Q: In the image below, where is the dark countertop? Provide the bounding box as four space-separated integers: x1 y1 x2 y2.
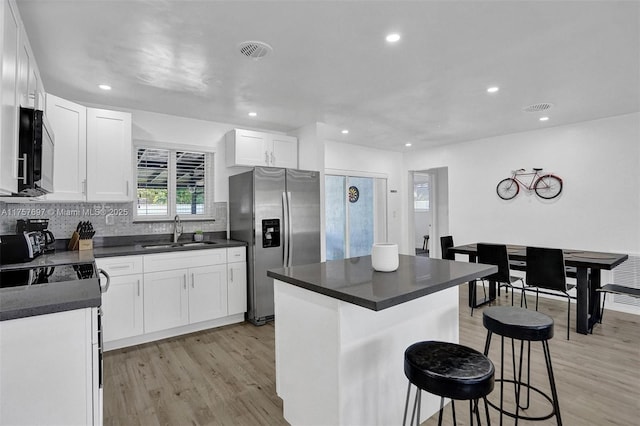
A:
0 238 246 270
267 254 497 311
0 278 101 321
92 238 246 258
0 237 246 321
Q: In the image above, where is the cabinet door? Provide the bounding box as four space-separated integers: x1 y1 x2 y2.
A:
270 134 298 168
86 108 132 201
44 94 87 201
16 34 29 107
227 129 269 167
101 274 144 342
0 0 20 194
0 308 94 425
189 264 228 323
227 261 247 316
144 269 189 333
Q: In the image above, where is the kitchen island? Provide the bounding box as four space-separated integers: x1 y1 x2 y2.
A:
267 254 496 426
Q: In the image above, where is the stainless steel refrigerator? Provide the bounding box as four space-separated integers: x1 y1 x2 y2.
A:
229 167 321 325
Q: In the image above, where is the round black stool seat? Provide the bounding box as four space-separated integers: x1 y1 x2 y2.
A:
404 341 494 401
483 306 554 341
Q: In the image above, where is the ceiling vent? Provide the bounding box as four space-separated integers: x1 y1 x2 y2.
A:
238 41 273 60
523 102 554 113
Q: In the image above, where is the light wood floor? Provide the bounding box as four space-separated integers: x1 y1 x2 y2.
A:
104 289 640 425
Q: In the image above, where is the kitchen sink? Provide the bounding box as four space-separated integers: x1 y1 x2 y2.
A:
180 241 218 247
141 241 218 249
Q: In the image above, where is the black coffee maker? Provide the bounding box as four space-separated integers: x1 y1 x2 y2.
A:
16 219 56 252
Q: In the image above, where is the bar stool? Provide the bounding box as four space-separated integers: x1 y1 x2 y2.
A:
483 306 562 425
403 341 495 426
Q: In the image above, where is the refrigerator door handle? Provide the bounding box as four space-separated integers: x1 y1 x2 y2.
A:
282 191 289 267
286 191 293 267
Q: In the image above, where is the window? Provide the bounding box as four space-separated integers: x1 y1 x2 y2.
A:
135 146 213 220
414 181 430 211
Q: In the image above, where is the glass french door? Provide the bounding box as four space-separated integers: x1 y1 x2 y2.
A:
325 175 387 261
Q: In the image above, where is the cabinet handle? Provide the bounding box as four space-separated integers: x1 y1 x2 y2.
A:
265 151 269 165
191 273 195 288
270 151 275 165
82 179 87 195
183 274 187 290
17 154 28 184
109 265 130 270
137 280 140 296
230 268 234 282
126 180 129 196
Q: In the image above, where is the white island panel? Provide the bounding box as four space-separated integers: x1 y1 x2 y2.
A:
274 279 459 426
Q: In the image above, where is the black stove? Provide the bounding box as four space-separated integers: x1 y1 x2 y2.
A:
0 263 97 288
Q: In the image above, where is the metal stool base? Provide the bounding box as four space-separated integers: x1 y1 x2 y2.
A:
486 379 556 422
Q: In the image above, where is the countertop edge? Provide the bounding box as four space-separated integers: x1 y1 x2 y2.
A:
93 239 247 258
268 260 497 311
0 279 102 322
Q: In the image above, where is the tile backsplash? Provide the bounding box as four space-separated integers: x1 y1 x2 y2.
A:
0 201 227 240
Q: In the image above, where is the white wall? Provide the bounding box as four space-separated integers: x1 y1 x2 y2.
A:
402 113 640 312
325 140 404 251
403 113 640 253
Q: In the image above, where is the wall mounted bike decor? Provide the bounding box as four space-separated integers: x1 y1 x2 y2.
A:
496 168 563 200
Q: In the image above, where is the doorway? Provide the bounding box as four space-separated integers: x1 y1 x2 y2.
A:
409 167 449 258
325 174 388 261
413 172 431 256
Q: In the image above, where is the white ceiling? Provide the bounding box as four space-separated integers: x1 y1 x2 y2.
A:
16 0 640 151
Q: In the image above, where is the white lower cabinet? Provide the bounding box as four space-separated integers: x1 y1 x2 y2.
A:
144 259 229 331
144 269 190 332
102 274 144 341
95 255 144 343
0 308 100 425
227 247 248 316
98 247 247 349
189 264 228 323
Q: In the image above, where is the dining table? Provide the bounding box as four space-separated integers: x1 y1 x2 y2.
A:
449 243 629 335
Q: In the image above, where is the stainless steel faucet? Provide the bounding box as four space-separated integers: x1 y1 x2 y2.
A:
173 215 183 243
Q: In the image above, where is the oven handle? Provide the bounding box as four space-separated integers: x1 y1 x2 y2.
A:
98 268 111 293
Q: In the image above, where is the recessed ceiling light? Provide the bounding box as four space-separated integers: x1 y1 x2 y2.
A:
386 33 401 43
539 116 550 121
98 84 111 91
405 143 412 147
341 129 349 134
487 86 499 93
248 112 257 117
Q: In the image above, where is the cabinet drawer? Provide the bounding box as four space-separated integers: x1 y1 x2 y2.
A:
95 255 143 276
144 248 227 273
227 246 246 263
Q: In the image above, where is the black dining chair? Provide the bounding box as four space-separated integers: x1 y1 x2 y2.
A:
422 235 430 256
524 246 576 339
440 236 454 260
477 243 526 313
597 284 640 323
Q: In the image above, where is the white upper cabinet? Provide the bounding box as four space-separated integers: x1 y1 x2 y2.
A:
86 108 132 201
45 99 132 202
0 0 45 195
0 0 20 195
270 134 298 168
226 128 298 168
45 94 87 201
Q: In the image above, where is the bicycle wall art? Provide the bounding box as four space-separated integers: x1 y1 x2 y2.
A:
496 168 563 200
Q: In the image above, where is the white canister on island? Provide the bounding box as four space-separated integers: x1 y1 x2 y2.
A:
371 243 399 272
